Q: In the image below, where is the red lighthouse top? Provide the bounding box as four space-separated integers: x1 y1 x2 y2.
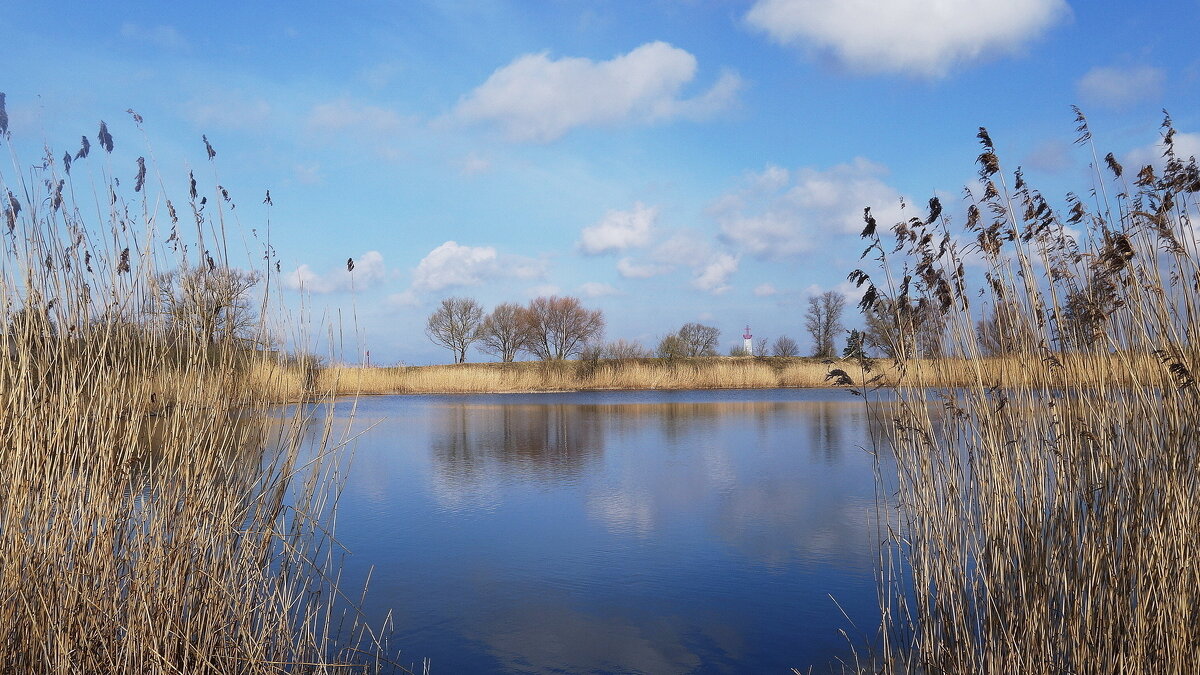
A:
742 325 752 339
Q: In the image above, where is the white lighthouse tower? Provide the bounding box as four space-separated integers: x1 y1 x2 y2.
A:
743 325 753 355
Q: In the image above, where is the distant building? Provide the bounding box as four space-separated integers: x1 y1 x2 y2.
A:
743 325 753 355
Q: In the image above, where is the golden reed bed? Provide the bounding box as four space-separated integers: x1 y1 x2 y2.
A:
307 351 1160 397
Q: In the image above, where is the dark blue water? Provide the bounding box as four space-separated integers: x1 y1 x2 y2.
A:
318 389 892 673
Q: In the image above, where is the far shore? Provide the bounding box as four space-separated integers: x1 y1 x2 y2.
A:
282 352 1154 398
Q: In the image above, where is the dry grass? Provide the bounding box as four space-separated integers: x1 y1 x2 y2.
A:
321 357 865 394
318 352 1161 397
0 111 401 673
855 114 1200 673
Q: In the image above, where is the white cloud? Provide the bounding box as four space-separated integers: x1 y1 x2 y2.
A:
411 241 544 292
616 257 670 279
804 280 868 304
285 251 389 294
1077 66 1165 109
753 283 778 297
712 159 905 259
578 202 658 255
454 41 742 142
1125 131 1200 172
579 282 619 298
412 241 496 291
745 0 1068 77
692 253 739 294
120 23 189 50
614 231 741 293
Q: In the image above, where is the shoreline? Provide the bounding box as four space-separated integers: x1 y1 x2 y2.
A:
277 351 1169 399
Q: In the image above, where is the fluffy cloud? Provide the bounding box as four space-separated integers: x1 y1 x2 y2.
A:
1077 66 1165 109
454 41 742 142
712 159 905 259
753 283 778 297
285 251 389 294
745 0 1068 77
1125 131 1200 172
616 257 670 279
692 253 739 294
411 241 544 292
579 282 620 298
578 202 658 255
616 233 740 293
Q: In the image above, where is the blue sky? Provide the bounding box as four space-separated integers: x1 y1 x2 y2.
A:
3 0 1198 364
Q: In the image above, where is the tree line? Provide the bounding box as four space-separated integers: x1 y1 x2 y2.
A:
425 294 840 364
426 296 606 363
425 282 1111 365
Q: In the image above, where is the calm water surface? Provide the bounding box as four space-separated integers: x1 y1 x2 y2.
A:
313 389 892 673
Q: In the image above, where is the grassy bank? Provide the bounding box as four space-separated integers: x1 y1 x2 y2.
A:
322 357 842 394
316 351 1170 396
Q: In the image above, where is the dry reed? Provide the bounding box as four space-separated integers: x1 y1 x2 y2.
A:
318 353 1153 397
850 112 1200 673
0 106 406 673
320 357 862 394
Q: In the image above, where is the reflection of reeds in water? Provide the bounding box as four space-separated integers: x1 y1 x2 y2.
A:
848 114 1200 672
0 107 400 672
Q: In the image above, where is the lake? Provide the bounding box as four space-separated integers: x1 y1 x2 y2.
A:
309 388 893 673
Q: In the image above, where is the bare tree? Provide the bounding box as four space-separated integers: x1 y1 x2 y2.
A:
477 302 529 362
657 334 685 359
804 291 846 358
976 300 1036 357
754 337 769 357
521 296 604 360
602 339 650 360
156 267 262 346
772 335 799 357
677 322 721 357
1058 277 1118 352
862 297 944 358
426 297 483 363
658 322 720 358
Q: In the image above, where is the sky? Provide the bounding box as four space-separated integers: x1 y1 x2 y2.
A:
2 0 1199 364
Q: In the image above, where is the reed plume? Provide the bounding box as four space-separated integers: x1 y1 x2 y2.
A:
851 110 1200 673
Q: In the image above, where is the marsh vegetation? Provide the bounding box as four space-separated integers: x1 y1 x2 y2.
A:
845 112 1200 672
0 105 404 673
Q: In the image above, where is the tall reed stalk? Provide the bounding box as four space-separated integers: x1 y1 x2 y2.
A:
0 103 406 673
849 112 1200 672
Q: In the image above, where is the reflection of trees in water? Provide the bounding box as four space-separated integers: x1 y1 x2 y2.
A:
432 404 607 483
806 400 843 464
432 399 877 481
